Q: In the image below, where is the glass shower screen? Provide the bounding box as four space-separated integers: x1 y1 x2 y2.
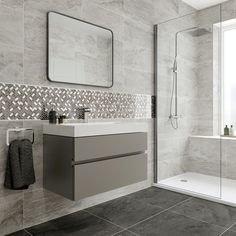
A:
154 5 222 199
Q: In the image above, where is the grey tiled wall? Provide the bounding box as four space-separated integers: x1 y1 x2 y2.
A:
186 136 236 180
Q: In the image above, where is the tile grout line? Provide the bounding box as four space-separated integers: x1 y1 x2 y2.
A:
22 0 24 85
84 196 193 234
123 197 193 232
83 209 127 231
124 188 193 209
169 209 228 233
23 229 33 236
110 229 128 236
166 195 233 233
123 191 169 208
122 193 166 209
82 191 165 230
219 222 236 236
168 197 236 233
111 229 141 236
125 229 141 236
88 0 154 32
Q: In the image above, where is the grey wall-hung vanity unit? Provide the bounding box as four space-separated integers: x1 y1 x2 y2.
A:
43 122 148 201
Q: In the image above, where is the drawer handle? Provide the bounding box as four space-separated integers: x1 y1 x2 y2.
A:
72 151 145 166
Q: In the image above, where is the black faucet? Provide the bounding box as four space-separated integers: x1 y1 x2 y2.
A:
77 107 91 122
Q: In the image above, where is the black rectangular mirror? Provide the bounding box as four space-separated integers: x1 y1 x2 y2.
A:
47 12 113 88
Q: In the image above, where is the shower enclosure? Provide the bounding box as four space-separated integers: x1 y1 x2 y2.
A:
154 1 236 206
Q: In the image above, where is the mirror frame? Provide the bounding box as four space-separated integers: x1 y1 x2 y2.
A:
47 11 114 88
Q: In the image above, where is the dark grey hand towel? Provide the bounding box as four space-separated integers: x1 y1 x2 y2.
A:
4 139 35 190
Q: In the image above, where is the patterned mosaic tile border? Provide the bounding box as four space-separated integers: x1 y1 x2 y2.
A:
0 83 151 120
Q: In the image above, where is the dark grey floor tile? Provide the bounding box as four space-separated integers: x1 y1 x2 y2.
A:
129 210 225 236
221 230 236 236
7 230 30 236
171 198 236 228
86 196 163 228
127 187 190 209
114 230 138 235
26 211 122 236
26 221 63 236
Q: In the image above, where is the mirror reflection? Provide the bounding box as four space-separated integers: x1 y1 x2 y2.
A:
48 12 113 87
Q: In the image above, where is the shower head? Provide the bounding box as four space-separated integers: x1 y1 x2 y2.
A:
186 27 212 37
176 27 212 38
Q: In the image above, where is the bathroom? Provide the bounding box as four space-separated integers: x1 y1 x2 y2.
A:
1 0 236 235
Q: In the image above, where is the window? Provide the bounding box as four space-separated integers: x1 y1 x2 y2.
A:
222 24 236 130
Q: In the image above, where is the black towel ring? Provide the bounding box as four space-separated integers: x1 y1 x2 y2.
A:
6 128 34 146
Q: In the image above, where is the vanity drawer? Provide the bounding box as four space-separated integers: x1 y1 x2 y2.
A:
74 132 147 163
74 153 147 200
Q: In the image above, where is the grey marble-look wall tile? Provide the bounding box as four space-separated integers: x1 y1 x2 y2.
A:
23 188 76 228
124 19 153 50
153 0 196 24
221 140 236 180
91 0 125 15
0 5 23 48
0 0 23 9
0 192 23 235
123 68 154 95
221 0 236 22
184 136 236 180
185 137 221 176
24 0 83 51
154 0 179 24
178 0 196 16
83 1 124 42
114 40 123 67
0 44 23 84
124 0 155 25
23 48 47 86
112 66 125 91
124 46 152 73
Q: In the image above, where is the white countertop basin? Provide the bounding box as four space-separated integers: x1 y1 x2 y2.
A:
43 122 148 137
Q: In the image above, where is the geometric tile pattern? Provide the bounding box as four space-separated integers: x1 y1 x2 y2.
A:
0 83 151 120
